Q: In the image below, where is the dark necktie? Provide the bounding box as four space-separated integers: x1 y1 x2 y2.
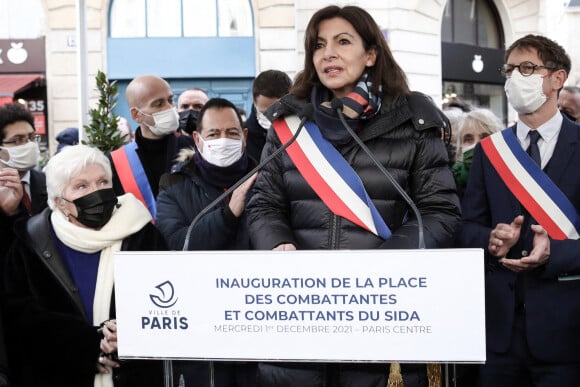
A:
527 130 541 167
22 182 32 212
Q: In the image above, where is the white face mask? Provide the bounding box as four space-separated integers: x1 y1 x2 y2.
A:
462 143 477 155
257 111 272 130
0 141 39 171
139 107 179 136
504 71 547 114
199 137 243 167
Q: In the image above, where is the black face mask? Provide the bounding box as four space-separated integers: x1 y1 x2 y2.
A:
178 109 199 134
67 188 118 229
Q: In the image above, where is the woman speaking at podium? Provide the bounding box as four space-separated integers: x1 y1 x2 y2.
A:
246 4 460 387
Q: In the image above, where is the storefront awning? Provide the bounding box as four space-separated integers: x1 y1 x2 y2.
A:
0 74 43 97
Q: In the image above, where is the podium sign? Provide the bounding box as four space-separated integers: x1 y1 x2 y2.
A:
114 249 485 363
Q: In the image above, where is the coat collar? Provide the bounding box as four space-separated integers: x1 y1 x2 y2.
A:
23 208 87 319
270 91 449 144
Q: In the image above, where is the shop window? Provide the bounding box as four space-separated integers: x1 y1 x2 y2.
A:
442 0 502 49
441 0 507 124
110 0 253 38
0 0 45 38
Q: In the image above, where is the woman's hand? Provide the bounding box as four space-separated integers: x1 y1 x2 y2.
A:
273 243 296 251
96 354 119 374
97 320 120 372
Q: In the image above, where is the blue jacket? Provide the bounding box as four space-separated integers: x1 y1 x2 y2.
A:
459 117 580 362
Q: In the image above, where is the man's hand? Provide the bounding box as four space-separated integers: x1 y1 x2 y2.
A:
488 215 523 257
501 224 550 272
0 167 23 216
228 173 257 217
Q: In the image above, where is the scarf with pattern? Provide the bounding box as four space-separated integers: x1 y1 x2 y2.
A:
312 71 383 145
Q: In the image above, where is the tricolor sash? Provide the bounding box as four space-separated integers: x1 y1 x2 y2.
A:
110 141 157 219
481 130 580 240
273 115 391 240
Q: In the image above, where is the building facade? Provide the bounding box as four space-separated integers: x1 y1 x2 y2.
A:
0 0 579 154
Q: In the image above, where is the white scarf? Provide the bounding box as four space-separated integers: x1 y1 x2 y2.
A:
51 194 152 387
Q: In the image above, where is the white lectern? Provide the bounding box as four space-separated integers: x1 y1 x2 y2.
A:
114 249 485 386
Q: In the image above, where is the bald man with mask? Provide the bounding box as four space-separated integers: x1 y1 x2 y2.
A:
109 74 182 218
177 88 209 138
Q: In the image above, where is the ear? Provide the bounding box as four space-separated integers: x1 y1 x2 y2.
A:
54 197 66 210
193 131 201 150
551 69 567 91
365 46 377 67
129 107 140 122
243 128 249 144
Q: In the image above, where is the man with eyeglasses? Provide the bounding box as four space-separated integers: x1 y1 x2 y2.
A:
460 34 580 386
0 103 47 386
0 103 47 228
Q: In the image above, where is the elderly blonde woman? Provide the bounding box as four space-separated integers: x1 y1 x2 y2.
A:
452 108 502 197
3 144 166 387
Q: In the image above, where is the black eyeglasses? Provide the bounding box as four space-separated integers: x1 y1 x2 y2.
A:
2 133 39 146
499 61 556 77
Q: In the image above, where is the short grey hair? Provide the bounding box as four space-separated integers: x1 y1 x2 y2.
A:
45 144 112 209
455 108 502 161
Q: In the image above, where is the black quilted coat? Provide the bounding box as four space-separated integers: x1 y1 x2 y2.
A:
246 91 461 387
247 91 461 251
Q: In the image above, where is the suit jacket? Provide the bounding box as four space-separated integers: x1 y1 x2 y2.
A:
459 118 580 362
0 169 47 238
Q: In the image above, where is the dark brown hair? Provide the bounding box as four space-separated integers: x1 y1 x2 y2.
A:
505 34 571 75
196 98 243 133
291 5 410 99
0 103 35 141
252 70 292 100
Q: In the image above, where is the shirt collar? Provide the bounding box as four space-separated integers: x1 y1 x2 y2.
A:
21 169 31 185
516 111 563 143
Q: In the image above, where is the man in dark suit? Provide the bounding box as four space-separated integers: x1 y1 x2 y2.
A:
460 34 580 387
0 102 48 386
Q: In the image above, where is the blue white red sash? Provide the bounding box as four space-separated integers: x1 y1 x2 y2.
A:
110 141 157 219
481 130 580 240
273 115 391 240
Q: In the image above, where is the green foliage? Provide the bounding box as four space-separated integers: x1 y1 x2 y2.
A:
82 70 125 153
